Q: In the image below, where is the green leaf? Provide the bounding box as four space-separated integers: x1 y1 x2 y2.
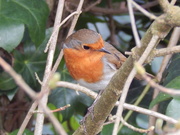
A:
48 87 83 120
149 92 172 109
13 28 52 90
162 54 180 86
101 124 114 135
166 99 180 119
0 72 16 91
10 129 33 135
166 76 180 88
0 0 49 47
150 54 180 108
0 16 24 52
136 114 148 129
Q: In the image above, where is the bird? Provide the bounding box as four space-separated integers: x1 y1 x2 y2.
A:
63 29 138 91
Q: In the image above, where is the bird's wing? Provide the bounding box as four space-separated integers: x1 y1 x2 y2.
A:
103 42 127 70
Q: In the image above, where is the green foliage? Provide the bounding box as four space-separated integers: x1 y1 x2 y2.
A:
0 72 16 91
0 0 180 134
166 99 180 119
48 103 80 134
0 0 49 52
10 129 33 135
0 16 25 52
0 28 52 92
150 54 180 108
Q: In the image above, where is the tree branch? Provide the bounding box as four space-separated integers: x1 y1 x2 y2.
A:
148 27 180 135
73 11 174 134
55 81 178 124
155 45 180 57
0 57 67 135
127 0 141 47
34 0 66 134
158 0 170 12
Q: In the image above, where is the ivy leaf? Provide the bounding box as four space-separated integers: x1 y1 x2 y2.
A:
12 28 52 90
0 0 49 52
166 99 180 119
0 72 16 91
150 54 180 108
0 16 24 52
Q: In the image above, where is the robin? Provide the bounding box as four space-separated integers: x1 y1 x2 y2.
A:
63 29 138 91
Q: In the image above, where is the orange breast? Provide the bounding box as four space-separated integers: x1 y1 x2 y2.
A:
64 49 105 83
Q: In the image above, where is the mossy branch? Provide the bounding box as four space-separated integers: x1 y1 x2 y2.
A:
73 4 180 135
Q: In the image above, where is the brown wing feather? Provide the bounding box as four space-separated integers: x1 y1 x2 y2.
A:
103 42 154 80
103 42 127 69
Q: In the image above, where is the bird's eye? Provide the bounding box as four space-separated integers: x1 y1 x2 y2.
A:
83 45 90 50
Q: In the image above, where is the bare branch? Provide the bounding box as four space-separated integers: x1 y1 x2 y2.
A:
121 117 154 133
123 103 178 124
88 1 159 15
55 80 178 124
155 45 180 57
51 0 85 75
112 35 160 135
34 0 67 134
56 81 97 99
158 0 170 12
45 11 79 52
67 0 84 37
170 0 177 5
0 57 37 99
18 102 38 135
127 0 141 47
84 0 101 12
0 57 67 135
129 0 158 20
135 62 180 96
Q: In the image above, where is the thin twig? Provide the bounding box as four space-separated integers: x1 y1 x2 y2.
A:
148 27 180 135
55 78 178 124
51 0 85 75
123 103 178 124
51 104 71 113
18 8 78 134
155 45 180 57
112 35 160 135
119 84 151 131
105 116 154 133
0 57 37 99
67 0 84 37
17 102 38 135
56 81 97 99
35 72 42 85
158 0 170 12
84 0 101 11
33 104 71 113
70 1 158 15
44 11 79 52
141 72 180 96
34 0 67 134
0 57 67 135
121 117 154 133
129 0 158 20
127 0 141 48
170 0 177 5
51 50 64 74
157 27 180 81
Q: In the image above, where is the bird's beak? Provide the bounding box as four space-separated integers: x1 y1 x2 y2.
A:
98 48 111 54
